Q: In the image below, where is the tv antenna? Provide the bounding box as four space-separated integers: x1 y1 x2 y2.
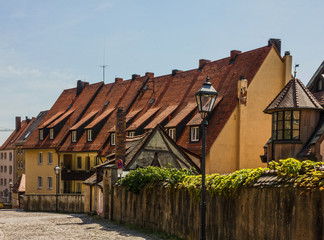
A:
100 65 108 82
100 38 108 82
294 64 299 78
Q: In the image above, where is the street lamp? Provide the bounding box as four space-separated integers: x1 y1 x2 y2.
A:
54 165 60 213
195 76 218 240
9 180 13 204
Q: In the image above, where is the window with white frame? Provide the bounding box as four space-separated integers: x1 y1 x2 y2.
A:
190 126 200 142
48 152 53 165
71 131 77 143
128 131 135 137
49 128 54 140
47 177 52 189
87 129 93 142
110 133 115 146
38 176 42 189
39 129 44 140
168 128 176 141
38 152 43 165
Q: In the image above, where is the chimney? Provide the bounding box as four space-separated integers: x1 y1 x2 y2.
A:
230 50 241 60
76 80 89 96
268 38 281 55
115 107 126 165
172 69 182 76
283 51 292 85
25 116 31 124
132 74 140 81
15 116 21 131
115 77 123 83
199 59 211 69
145 72 154 78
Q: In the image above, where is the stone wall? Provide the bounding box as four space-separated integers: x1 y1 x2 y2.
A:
24 194 84 213
109 186 324 240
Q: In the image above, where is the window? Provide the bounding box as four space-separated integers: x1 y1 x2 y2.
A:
49 128 54 140
0 166 2 172
4 166 7 173
318 80 323 91
21 161 24 169
128 131 135 137
38 152 43 165
4 179 6 186
4 153 6 159
9 152 12 160
0 153 2 159
272 111 300 140
168 128 176 141
76 182 82 193
190 126 200 142
47 177 52 189
71 131 77 143
38 177 42 189
77 156 82 169
87 129 93 142
48 152 53 165
9 166 12 174
39 129 44 140
110 133 115 146
0 179 2 185
86 156 90 171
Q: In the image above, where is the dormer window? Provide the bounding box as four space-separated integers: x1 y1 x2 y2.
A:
39 129 44 140
128 131 135 137
272 111 300 141
71 131 77 143
168 128 176 141
87 129 93 142
111 132 115 146
49 128 54 140
190 126 200 142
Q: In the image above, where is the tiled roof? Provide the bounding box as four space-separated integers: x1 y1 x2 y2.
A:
264 78 323 113
144 105 178 129
70 110 99 130
126 107 161 131
39 111 65 128
313 91 324 105
165 103 196 128
85 108 115 129
108 108 143 132
47 109 74 128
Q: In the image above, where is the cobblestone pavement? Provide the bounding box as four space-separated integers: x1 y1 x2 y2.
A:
0 209 163 240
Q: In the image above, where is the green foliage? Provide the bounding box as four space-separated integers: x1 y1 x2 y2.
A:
121 159 324 197
121 166 194 194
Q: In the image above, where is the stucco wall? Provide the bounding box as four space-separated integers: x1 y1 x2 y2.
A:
208 48 288 174
24 194 84 213
109 186 324 240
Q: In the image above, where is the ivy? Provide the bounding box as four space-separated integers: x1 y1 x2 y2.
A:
121 159 324 197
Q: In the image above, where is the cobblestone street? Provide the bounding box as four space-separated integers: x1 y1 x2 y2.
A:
0 210 163 240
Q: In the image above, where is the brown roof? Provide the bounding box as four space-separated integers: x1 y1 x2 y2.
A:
165 103 196 128
39 111 65 128
126 107 161 131
264 78 323 113
313 91 324 105
85 108 115 129
47 109 75 128
144 105 178 129
70 110 99 130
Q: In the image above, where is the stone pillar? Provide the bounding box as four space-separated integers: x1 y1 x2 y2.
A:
102 165 118 219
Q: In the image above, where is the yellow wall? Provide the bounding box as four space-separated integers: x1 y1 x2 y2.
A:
25 149 59 194
207 48 290 174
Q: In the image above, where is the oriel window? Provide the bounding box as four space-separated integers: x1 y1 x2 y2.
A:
272 111 300 141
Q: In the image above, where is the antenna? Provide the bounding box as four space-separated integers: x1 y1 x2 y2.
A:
100 65 108 82
294 64 300 78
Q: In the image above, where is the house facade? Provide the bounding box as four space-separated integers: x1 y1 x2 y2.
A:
23 39 293 197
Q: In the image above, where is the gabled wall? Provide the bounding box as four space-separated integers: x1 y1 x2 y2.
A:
207 48 290 173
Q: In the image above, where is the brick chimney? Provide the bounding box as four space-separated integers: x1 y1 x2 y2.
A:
15 116 21 131
76 80 89 96
115 107 126 165
199 59 211 69
145 72 154 78
230 50 241 60
115 77 123 83
132 74 140 81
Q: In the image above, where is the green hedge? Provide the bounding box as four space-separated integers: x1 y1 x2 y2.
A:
121 158 324 197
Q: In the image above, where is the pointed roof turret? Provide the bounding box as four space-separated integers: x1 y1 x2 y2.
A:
264 78 323 113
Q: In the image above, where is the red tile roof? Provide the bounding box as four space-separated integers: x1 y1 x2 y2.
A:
47 109 75 128
144 105 178 129
70 110 99 130
126 107 161 131
39 111 65 128
165 103 196 128
85 108 115 129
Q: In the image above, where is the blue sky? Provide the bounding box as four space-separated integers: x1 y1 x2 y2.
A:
0 0 324 144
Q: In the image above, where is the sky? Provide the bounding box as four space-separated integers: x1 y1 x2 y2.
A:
0 0 324 145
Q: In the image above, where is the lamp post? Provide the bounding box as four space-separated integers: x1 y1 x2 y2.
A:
195 76 218 240
54 165 60 213
9 180 13 204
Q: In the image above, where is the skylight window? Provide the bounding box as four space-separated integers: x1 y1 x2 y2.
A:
24 131 30 140
104 101 110 107
149 98 155 105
